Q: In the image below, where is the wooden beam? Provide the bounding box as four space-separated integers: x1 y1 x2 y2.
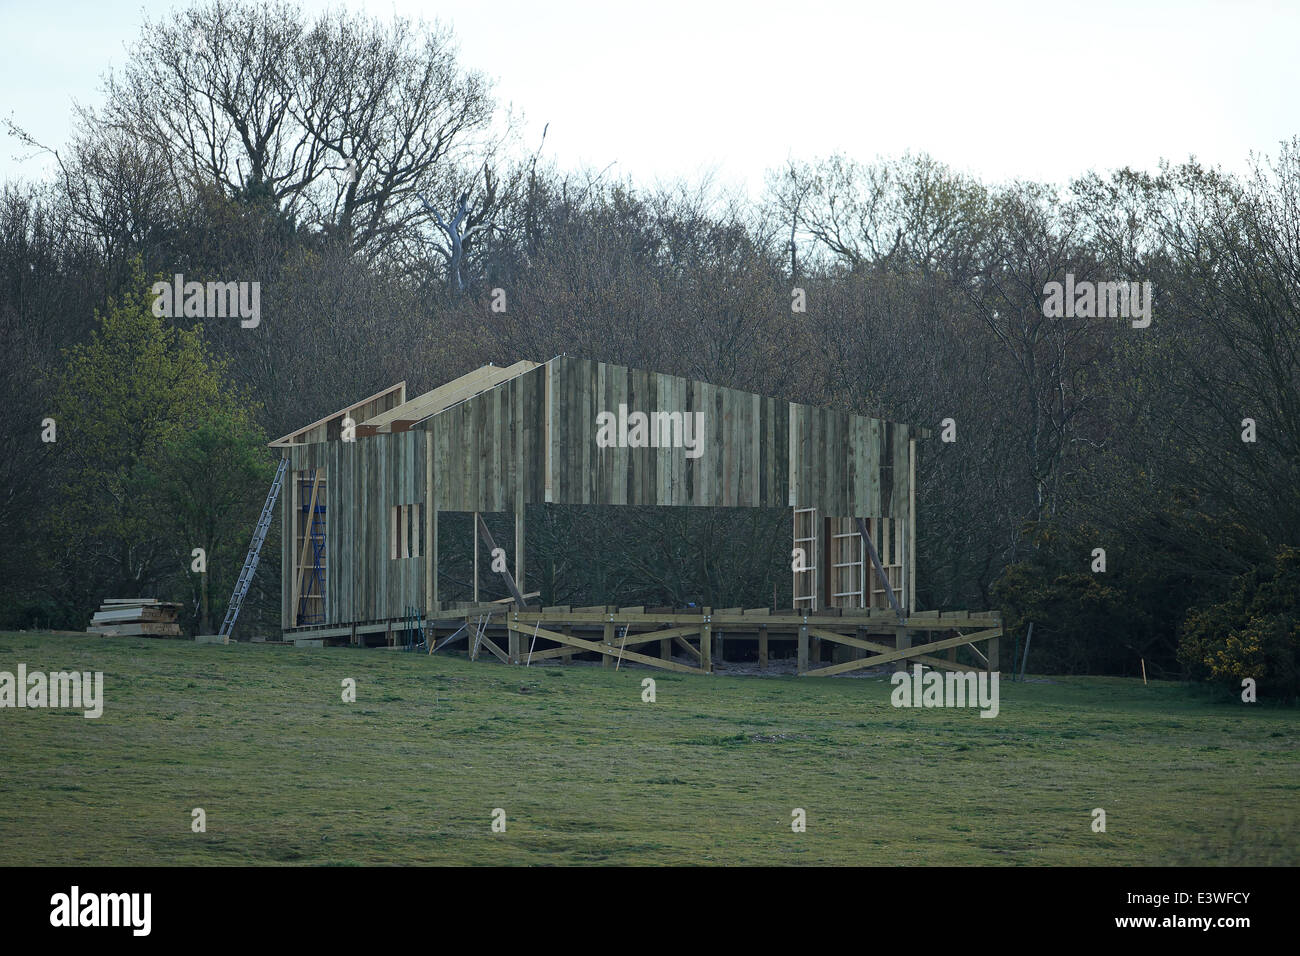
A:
515 624 693 660
291 468 323 625
512 643 581 663
477 633 510 664
268 382 406 446
805 627 975 672
544 359 554 503
700 608 712 673
408 361 538 427
503 609 1001 629
918 654 974 673
499 629 702 665
491 591 540 604
432 621 470 653
507 623 706 675
514 507 525 595
360 362 539 432
908 439 917 613
427 439 437 611
806 625 884 651
476 513 529 608
802 628 1002 677
615 624 705 646
857 518 904 624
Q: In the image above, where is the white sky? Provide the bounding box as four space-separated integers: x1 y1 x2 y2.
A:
2 0 1298 196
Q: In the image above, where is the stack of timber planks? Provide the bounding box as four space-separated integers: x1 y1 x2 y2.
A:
87 599 182 637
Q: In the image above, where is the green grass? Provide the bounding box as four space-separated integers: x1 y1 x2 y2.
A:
1 631 1296 865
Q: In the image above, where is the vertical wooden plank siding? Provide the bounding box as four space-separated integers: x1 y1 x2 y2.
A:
282 355 920 630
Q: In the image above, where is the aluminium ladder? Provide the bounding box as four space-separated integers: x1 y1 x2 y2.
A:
218 458 289 643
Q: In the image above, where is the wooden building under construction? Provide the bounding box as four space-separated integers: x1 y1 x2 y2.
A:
269 355 1001 676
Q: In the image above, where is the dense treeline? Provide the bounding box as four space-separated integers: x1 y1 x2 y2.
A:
0 2 1295 692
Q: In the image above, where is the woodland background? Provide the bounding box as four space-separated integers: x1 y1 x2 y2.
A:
1 2 1296 691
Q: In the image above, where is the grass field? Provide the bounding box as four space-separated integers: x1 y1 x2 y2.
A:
1 630 1296 866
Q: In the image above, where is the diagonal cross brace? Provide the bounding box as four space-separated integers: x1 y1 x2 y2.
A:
476 513 531 608
857 518 905 625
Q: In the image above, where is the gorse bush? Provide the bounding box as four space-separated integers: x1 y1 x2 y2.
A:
1178 547 1300 699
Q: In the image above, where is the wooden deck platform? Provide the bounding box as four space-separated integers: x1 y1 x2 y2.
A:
282 605 1002 677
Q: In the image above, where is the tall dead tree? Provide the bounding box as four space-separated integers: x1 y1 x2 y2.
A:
419 164 498 292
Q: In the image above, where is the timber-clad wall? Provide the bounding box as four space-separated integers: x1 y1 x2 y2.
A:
424 364 546 512
416 356 915 513
788 404 911 518
282 431 426 628
545 356 789 508
539 356 910 515
280 354 917 629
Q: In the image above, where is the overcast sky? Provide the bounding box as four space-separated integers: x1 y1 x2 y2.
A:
2 0 1298 196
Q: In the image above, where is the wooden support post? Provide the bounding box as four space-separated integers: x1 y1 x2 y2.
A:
1020 622 1034 681
562 623 574 664
430 507 439 610
434 439 444 613
544 360 554 503
908 439 917 613
809 634 821 666
472 511 480 605
514 503 525 596
759 625 769 670
508 625 521 664
603 620 614 668
798 620 809 673
700 609 712 674
661 637 672 661
988 634 999 674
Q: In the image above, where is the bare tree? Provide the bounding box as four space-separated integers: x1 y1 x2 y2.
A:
73 1 499 258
